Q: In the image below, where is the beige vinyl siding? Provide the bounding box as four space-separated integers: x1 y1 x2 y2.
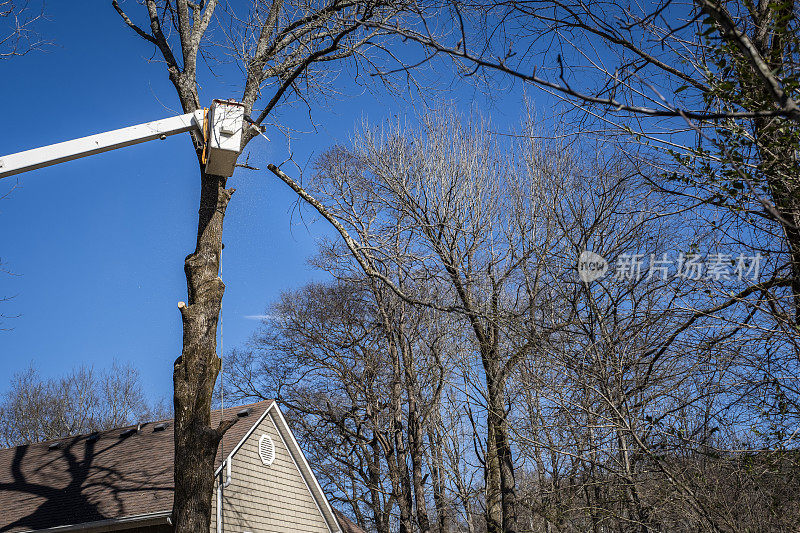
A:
210 411 330 533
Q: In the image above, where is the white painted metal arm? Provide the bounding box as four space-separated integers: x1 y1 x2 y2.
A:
0 110 205 179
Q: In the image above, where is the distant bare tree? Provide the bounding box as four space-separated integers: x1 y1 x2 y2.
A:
264 108 800 533
0 1 44 60
225 268 455 533
0 361 167 447
267 112 582 533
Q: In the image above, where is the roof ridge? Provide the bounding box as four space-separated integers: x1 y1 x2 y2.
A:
0 399 274 450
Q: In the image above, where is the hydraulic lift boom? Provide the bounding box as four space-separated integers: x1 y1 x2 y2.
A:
0 100 246 179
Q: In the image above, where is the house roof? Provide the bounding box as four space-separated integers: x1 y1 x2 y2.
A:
0 400 366 533
332 509 367 533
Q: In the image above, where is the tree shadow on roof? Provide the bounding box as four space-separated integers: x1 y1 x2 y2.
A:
0 431 172 532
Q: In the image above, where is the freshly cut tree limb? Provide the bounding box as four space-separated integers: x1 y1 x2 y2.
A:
267 164 395 286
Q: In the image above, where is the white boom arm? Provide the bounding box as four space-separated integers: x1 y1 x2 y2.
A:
0 100 246 179
0 110 203 179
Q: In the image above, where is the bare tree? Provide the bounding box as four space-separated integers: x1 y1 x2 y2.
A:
262 108 800 532
506 127 800 533
108 0 408 530
0 361 167 447
373 0 800 327
0 0 44 60
225 265 455 533
268 112 579 533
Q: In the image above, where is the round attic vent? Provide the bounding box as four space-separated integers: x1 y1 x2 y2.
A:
258 434 275 466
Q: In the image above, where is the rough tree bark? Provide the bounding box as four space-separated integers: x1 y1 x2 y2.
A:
117 1 242 522
380 295 415 533
482 347 517 533
173 171 238 532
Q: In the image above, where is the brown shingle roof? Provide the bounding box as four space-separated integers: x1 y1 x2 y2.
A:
0 400 273 533
332 509 368 533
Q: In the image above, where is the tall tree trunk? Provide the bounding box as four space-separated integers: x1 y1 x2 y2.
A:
754 116 800 323
400 328 432 533
369 435 391 533
389 342 414 533
396 400 415 533
484 409 503 533
485 360 517 533
372 287 414 533
409 396 432 533
428 425 449 533
173 171 236 533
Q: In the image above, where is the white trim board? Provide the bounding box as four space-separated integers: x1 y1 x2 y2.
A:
18 511 171 533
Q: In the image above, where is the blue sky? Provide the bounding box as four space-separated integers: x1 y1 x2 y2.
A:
0 2 549 403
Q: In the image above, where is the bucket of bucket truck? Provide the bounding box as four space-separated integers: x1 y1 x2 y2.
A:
204 99 244 177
